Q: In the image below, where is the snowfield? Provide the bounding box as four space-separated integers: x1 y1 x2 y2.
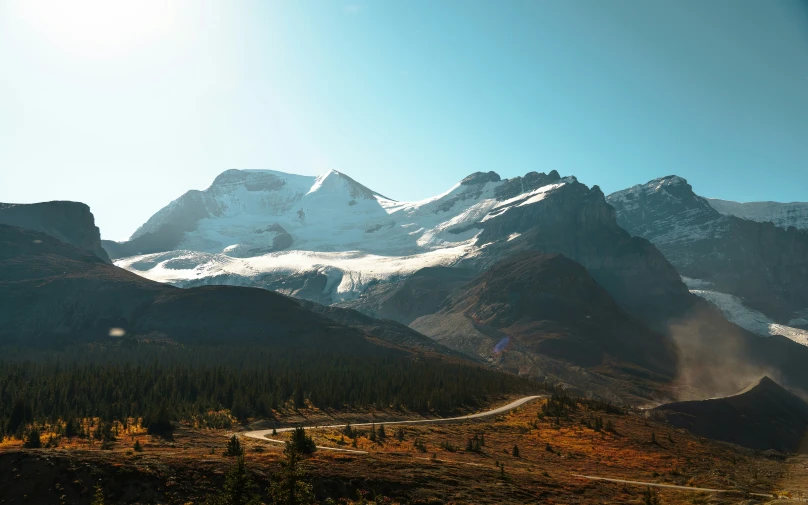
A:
683 277 808 347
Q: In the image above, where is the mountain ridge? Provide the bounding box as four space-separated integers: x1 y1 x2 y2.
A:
607 176 808 336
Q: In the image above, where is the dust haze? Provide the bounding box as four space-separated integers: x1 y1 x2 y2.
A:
669 306 784 401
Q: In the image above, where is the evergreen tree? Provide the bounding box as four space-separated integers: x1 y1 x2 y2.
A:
270 439 315 505
134 440 143 452
290 427 316 455
377 424 386 440
91 483 104 505
395 427 404 442
23 427 41 448
512 445 520 458
143 405 173 437
293 384 305 410
64 418 78 438
225 435 243 457
206 455 261 505
369 424 377 443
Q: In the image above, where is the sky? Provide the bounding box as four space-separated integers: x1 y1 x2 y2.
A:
1 1 807 240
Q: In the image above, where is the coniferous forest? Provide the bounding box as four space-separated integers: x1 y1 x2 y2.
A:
0 340 538 439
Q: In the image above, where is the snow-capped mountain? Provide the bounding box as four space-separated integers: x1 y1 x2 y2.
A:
109 169 572 302
608 176 808 344
110 168 693 331
109 169 545 259
707 198 808 230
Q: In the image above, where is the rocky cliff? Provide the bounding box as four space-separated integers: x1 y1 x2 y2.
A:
0 201 110 262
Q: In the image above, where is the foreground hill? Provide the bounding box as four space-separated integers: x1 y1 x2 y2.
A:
608 176 808 341
412 253 677 401
652 376 808 453
0 201 110 262
0 223 427 354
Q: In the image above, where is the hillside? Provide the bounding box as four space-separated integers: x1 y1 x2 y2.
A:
653 376 808 453
412 253 677 402
0 223 422 354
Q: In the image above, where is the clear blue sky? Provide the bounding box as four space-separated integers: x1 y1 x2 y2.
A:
1 1 807 240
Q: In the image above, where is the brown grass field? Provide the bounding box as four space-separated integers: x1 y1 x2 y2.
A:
2 397 807 504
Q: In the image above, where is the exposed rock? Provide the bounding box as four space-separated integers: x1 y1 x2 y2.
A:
608 176 808 323
0 201 110 262
460 171 501 186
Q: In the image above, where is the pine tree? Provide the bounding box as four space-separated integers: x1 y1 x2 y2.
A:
290 427 316 455
512 445 520 458
270 438 315 505
377 424 386 440
395 427 404 442
369 424 377 443
64 418 78 438
206 455 262 505
134 440 143 452
226 435 243 457
342 424 354 438
91 483 105 505
293 384 305 410
23 427 41 448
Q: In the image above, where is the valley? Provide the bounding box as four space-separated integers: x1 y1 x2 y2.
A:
2 394 803 504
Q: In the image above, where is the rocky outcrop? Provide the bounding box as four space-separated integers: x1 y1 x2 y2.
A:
608 176 808 323
0 201 110 262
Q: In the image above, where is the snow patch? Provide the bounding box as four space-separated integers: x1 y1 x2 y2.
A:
690 288 808 347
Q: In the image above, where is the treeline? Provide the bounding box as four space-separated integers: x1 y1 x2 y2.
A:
0 343 539 438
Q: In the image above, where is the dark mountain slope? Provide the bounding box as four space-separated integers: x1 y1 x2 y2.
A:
653 376 808 453
339 267 478 325
463 180 695 332
412 253 677 401
0 224 408 354
0 201 110 262
299 300 472 359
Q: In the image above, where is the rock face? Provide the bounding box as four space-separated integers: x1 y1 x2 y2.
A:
608 176 808 329
653 377 808 453
708 198 808 231
411 253 677 402
0 201 110 262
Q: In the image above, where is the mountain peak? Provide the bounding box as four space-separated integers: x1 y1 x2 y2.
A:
739 375 781 395
460 171 501 186
308 169 384 200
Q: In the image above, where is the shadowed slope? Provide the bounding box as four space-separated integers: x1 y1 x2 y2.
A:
653 376 808 453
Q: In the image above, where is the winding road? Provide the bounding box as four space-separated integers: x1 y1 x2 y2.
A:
240 395 544 454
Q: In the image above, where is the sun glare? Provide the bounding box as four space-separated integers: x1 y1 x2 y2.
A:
9 0 180 56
